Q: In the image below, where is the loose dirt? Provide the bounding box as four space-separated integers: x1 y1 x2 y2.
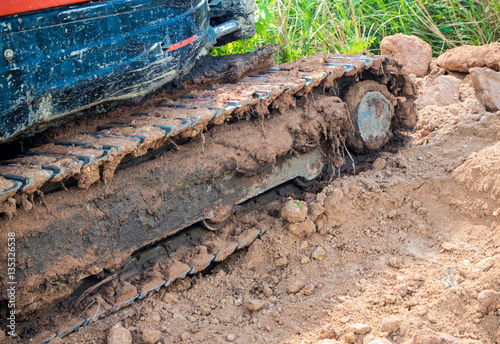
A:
33 57 499 344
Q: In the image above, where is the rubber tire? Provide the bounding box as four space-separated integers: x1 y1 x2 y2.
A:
344 80 395 153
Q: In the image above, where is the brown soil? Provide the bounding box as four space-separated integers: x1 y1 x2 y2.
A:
20 62 496 344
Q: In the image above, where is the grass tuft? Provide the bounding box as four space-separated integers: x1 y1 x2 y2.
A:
211 0 500 63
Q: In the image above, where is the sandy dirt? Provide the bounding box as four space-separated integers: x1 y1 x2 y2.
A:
29 55 499 344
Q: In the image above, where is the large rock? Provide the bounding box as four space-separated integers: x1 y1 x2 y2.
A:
381 34 432 76
417 75 461 110
437 43 500 73
469 67 500 111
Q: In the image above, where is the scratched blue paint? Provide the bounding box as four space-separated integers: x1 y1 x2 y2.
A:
0 0 211 142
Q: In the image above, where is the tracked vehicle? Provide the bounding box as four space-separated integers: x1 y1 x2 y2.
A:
0 1 417 342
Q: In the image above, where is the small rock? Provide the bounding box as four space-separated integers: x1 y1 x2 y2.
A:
441 242 456 251
470 67 500 111
243 239 267 270
412 200 423 209
142 329 162 344
373 157 387 171
388 257 402 268
366 339 392 344
387 210 398 218
318 340 342 344
312 246 326 261
416 207 428 215
281 200 308 223
437 43 500 73
477 290 499 313
245 298 266 311
286 280 305 294
380 316 402 333
288 218 316 238
317 324 340 340
301 256 311 264
428 311 439 324
275 256 288 267
107 323 132 344
49 338 64 344
115 282 138 304
418 75 461 109
396 284 408 297
0 330 6 342
186 315 197 322
413 329 460 344
381 34 433 76
310 202 326 221
263 286 273 298
349 323 372 335
226 333 236 342
345 332 358 342
162 292 179 304
299 284 315 296
324 188 344 212
149 312 161 324
180 332 191 342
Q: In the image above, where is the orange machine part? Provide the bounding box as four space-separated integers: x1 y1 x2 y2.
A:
0 0 90 17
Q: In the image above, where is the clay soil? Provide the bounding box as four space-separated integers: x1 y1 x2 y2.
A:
13 58 500 343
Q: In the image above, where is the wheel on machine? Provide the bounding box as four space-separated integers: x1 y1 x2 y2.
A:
344 80 396 153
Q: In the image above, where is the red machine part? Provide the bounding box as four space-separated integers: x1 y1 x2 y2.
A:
0 0 89 17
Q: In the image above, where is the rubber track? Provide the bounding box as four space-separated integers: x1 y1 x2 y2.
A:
0 53 412 213
39 226 265 343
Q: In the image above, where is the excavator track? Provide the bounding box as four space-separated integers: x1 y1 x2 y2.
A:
0 52 416 343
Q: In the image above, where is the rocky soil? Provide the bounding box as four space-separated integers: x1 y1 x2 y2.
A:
6 40 500 344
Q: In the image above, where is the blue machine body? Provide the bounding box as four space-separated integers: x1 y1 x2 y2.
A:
0 0 213 142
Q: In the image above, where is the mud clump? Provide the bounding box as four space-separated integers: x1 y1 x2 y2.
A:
281 199 308 223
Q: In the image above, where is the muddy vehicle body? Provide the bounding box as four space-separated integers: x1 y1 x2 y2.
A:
0 1 417 342
0 0 255 142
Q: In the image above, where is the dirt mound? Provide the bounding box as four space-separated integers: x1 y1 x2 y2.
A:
453 142 500 203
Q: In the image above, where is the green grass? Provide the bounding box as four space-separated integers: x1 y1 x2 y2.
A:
211 0 500 63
